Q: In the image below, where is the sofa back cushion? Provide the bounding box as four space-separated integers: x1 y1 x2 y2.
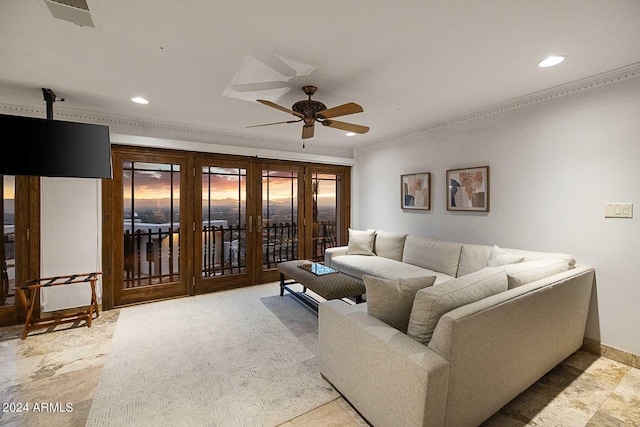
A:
374 230 407 261
347 228 376 255
407 267 508 346
499 258 571 289
364 274 437 333
487 245 524 267
457 244 492 277
458 243 576 277
402 235 463 277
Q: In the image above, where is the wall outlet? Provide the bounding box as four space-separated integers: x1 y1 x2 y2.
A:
605 203 633 218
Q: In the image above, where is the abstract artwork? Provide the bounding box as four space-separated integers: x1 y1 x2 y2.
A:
446 166 489 212
401 172 430 210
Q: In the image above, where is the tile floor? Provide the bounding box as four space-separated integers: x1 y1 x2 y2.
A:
1 306 639 426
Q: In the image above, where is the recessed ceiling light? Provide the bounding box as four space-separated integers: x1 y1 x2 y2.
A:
538 56 565 68
131 96 149 104
345 132 356 136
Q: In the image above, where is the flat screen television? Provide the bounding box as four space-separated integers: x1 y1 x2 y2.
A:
0 114 112 179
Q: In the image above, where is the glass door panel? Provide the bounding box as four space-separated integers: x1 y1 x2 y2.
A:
257 166 303 283
0 174 34 325
114 155 190 306
311 173 342 261
195 159 253 293
1 176 16 307
202 167 247 276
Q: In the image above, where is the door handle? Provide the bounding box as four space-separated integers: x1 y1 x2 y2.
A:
257 215 263 232
248 216 253 234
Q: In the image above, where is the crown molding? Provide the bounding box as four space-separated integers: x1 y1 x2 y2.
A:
3 62 639 159
0 102 355 160
110 134 355 166
359 62 640 149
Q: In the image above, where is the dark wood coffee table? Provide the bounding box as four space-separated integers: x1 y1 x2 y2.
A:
277 260 365 312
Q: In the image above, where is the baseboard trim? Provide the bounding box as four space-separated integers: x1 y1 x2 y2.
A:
582 338 640 369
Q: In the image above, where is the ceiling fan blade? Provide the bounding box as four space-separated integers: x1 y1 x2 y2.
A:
321 119 369 134
257 99 304 118
247 119 302 128
316 102 363 119
230 81 290 93
302 124 314 139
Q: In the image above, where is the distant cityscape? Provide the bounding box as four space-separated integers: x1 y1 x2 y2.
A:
3 212 14 225
124 205 337 227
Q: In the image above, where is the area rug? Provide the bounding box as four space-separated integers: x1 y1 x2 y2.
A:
86 283 339 426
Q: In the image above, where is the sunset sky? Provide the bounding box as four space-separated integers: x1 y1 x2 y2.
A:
122 167 337 204
2 175 15 200
2 168 336 207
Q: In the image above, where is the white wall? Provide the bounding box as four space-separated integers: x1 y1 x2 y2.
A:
40 178 102 312
353 77 640 356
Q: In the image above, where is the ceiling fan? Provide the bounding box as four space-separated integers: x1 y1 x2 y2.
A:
248 85 369 139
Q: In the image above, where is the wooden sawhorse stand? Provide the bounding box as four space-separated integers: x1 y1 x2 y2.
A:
16 272 102 340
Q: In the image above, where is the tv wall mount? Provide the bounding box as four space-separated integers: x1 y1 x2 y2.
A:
42 88 65 120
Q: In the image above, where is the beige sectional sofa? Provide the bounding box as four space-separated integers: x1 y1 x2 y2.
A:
319 229 595 427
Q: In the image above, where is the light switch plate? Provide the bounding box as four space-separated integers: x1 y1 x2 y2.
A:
605 203 633 218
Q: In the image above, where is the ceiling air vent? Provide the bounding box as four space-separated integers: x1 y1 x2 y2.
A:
44 0 95 27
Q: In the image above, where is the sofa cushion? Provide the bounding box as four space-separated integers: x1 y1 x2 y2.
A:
458 243 576 277
407 267 508 346
364 274 436 333
499 258 571 289
374 230 407 261
503 248 576 267
347 228 376 256
402 235 463 277
457 243 492 277
331 255 454 284
487 245 524 267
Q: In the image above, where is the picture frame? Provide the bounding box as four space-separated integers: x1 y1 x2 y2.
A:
401 172 431 210
446 166 489 212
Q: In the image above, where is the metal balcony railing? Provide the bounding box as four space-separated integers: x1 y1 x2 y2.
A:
3 222 340 300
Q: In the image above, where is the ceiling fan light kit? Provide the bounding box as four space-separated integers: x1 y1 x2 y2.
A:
249 85 369 142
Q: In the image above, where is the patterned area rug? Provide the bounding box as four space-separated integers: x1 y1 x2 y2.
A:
87 283 339 426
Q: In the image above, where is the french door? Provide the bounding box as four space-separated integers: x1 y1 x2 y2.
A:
0 175 38 326
194 158 254 293
193 159 303 292
112 150 192 306
105 146 349 308
256 163 304 284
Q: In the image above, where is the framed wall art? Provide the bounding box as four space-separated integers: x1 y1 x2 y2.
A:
401 172 430 210
446 166 489 212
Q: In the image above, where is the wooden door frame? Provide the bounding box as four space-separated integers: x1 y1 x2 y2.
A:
253 161 306 284
0 176 40 326
193 155 257 294
103 145 194 309
301 164 351 261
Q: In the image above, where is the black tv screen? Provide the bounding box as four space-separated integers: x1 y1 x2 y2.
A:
0 114 112 179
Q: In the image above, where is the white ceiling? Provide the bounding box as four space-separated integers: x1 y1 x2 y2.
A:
1 0 640 153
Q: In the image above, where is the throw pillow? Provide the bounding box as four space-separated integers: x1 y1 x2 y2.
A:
487 245 524 267
364 274 436 333
407 267 508 346
499 258 570 289
373 230 407 261
347 228 376 255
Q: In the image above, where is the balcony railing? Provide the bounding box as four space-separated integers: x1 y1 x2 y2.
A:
262 222 298 269
202 224 246 277
3 221 339 301
121 221 338 289
1 232 15 306
124 227 180 288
